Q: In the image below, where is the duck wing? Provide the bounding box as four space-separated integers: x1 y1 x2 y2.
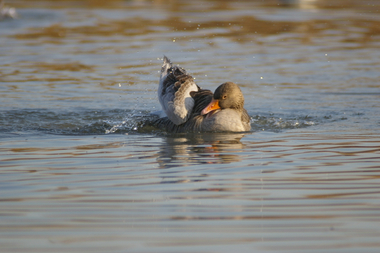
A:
152 88 213 133
158 56 200 125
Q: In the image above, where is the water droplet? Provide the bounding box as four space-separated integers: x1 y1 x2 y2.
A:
260 76 264 79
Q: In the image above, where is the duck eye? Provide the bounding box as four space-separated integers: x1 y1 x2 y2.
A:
222 95 227 99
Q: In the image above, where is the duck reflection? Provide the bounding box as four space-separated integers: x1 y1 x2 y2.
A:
156 133 247 168
279 0 318 9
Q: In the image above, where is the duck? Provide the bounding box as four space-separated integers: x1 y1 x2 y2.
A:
0 0 17 20
153 56 251 133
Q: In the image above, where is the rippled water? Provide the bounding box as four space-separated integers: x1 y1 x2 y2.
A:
1 0 380 252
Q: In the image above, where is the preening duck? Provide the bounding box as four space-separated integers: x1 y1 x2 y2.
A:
154 56 251 133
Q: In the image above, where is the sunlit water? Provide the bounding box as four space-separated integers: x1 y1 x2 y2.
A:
1 0 380 252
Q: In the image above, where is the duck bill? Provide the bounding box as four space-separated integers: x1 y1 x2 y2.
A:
201 98 220 115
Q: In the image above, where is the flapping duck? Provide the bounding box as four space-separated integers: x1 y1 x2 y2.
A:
153 56 251 133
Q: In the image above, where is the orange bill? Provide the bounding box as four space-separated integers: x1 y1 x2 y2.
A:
201 98 220 115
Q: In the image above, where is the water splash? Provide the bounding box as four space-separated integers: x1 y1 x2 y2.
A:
103 113 157 135
0 109 157 136
104 121 128 134
251 114 315 132
0 109 340 137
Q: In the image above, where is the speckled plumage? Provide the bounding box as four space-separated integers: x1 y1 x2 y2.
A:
158 56 199 125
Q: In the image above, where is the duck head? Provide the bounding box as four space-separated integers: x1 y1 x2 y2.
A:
201 82 245 116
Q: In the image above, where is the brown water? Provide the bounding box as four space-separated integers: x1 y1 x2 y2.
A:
1 0 380 252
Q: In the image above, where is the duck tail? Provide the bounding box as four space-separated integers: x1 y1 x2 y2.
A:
159 56 187 88
161 55 172 78
163 55 171 65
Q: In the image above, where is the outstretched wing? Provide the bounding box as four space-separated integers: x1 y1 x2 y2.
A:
158 56 199 125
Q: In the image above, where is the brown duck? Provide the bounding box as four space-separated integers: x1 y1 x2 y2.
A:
154 56 251 133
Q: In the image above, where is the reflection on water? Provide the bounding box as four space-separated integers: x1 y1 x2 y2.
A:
1 0 380 252
157 133 246 167
1 133 380 252
8 5 380 47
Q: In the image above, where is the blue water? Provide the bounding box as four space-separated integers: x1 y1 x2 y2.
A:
1 0 380 252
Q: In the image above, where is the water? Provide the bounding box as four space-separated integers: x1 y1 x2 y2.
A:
1 0 380 252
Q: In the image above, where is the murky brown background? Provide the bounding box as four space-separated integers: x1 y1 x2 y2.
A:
1 0 380 252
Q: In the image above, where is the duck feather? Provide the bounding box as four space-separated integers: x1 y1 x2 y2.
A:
158 56 199 125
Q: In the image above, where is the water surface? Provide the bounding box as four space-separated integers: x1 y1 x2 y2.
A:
1 0 380 252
